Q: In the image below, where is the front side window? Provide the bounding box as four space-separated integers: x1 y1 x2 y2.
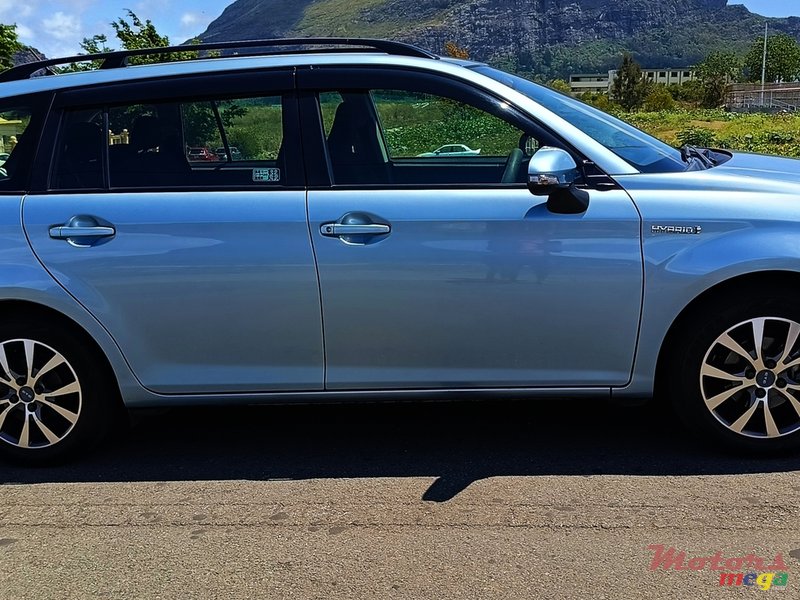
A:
372 90 527 161
320 87 542 186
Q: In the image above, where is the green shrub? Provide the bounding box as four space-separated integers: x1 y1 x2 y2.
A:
677 126 717 147
578 92 619 112
643 86 675 112
766 131 795 144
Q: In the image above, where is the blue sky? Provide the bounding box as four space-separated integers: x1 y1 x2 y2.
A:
729 0 798 17
1 0 798 59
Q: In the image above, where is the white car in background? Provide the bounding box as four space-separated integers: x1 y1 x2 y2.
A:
418 144 481 157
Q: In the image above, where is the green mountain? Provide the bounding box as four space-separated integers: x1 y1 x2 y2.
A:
196 0 800 78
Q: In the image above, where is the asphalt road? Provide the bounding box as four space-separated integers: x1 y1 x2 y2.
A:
1 397 799 599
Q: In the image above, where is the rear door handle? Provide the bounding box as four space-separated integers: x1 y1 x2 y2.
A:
320 223 391 237
49 226 116 239
48 215 116 247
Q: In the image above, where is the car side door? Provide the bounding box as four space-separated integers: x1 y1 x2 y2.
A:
23 70 324 394
299 66 643 390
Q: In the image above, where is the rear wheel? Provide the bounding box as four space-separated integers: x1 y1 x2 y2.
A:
670 291 800 453
0 318 113 465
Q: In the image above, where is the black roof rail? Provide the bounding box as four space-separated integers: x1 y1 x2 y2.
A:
0 37 439 83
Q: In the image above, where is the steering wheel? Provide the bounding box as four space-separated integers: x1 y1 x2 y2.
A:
501 148 525 184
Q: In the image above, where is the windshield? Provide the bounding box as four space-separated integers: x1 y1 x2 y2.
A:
474 66 688 174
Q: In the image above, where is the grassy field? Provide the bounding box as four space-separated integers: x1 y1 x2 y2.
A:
623 109 800 157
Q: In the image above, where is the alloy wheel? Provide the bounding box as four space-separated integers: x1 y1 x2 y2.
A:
0 339 82 449
700 317 800 439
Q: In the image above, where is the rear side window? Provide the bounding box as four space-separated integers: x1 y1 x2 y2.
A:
182 97 284 163
51 93 291 191
0 105 36 192
53 109 104 190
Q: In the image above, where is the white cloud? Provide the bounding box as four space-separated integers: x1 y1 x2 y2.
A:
181 12 200 27
42 11 82 41
0 0 35 21
15 23 34 40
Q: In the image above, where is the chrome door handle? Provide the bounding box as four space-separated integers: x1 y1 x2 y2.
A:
320 223 390 236
49 225 116 239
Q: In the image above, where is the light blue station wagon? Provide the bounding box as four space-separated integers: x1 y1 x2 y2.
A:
0 38 799 463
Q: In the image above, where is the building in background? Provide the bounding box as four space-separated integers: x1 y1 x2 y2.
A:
568 73 611 94
569 68 697 95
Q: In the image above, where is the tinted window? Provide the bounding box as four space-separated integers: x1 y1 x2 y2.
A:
321 88 540 186
53 109 105 190
53 93 291 190
371 90 526 160
0 105 36 191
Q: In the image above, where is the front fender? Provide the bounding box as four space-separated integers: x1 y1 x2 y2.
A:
620 221 800 398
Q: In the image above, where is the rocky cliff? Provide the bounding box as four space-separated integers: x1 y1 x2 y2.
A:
196 0 800 77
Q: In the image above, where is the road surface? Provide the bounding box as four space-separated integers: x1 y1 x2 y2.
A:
1 398 799 599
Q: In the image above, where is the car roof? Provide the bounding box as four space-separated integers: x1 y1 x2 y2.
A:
0 50 482 99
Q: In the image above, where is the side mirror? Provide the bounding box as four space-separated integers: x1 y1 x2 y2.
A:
527 147 590 215
527 147 580 196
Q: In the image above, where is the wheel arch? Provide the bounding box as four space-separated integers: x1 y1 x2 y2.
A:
654 269 800 395
0 299 124 410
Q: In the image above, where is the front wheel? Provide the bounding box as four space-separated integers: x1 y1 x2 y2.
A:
670 292 800 453
0 318 113 465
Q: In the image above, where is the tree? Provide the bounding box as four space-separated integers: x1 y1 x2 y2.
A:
667 80 703 105
547 79 572 94
60 35 115 72
111 10 201 64
743 33 800 83
611 53 650 111
0 24 21 72
579 92 618 112
80 34 114 55
643 86 675 111
62 10 202 71
696 51 740 108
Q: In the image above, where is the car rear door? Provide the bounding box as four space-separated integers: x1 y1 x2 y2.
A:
299 66 643 390
23 70 324 394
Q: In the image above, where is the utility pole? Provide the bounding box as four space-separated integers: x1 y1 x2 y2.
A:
761 21 768 105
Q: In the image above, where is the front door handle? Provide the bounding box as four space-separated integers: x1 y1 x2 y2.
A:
320 212 391 245
320 223 391 237
49 215 116 247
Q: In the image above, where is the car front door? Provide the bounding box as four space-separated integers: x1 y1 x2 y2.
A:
23 71 324 394
299 67 643 390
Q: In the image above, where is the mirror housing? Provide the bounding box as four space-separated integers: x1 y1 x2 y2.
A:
527 147 580 196
546 186 591 215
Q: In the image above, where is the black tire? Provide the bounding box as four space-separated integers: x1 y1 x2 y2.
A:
0 316 115 465
668 288 800 454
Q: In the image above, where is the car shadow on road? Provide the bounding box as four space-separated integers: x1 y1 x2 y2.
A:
1 398 799 501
